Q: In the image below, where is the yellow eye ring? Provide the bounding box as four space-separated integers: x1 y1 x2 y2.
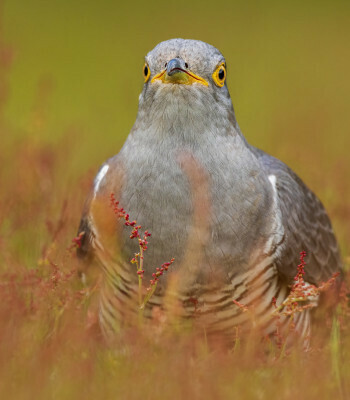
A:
212 63 226 87
143 63 151 82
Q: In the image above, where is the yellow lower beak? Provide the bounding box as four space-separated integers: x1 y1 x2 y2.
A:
151 69 208 86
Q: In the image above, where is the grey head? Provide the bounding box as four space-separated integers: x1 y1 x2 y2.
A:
135 39 239 137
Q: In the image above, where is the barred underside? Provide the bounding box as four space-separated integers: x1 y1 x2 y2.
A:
97 246 311 343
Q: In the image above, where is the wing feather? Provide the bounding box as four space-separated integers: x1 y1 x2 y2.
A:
251 146 342 285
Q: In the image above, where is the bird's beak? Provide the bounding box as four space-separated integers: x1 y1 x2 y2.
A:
151 58 208 86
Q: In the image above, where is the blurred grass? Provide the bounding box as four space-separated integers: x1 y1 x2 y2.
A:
0 0 350 399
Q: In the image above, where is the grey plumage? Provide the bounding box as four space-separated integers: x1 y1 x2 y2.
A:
77 39 341 340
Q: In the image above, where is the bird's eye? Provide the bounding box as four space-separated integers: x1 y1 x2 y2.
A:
143 63 151 82
212 63 226 87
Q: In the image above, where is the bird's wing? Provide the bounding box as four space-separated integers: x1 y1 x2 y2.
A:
76 192 95 261
76 157 124 262
250 146 342 285
76 165 105 262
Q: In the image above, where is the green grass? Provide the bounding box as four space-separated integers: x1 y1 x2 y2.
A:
1 1 350 398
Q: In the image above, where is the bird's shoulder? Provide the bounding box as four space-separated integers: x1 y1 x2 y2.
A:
249 145 342 285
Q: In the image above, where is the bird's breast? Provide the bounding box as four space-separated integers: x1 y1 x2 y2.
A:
117 136 274 285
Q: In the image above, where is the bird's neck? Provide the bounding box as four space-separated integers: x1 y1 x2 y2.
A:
134 89 241 144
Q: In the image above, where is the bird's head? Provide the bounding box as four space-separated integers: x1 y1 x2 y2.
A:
143 39 226 88
136 39 238 136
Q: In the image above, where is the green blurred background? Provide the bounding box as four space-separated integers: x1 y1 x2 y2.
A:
1 3 349 397
1 0 350 256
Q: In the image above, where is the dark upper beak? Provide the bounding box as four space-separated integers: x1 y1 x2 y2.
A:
166 58 187 76
151 57 208 86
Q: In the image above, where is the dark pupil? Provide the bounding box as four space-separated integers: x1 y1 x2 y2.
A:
144 65 149 76
218 68 225 80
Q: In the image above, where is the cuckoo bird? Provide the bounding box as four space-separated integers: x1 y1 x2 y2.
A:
77 39 342 341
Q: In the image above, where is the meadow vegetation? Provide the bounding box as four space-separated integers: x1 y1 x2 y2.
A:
1 1 350 399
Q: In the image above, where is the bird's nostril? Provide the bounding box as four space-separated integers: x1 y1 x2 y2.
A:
165 62 167 67
185 62 188 68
